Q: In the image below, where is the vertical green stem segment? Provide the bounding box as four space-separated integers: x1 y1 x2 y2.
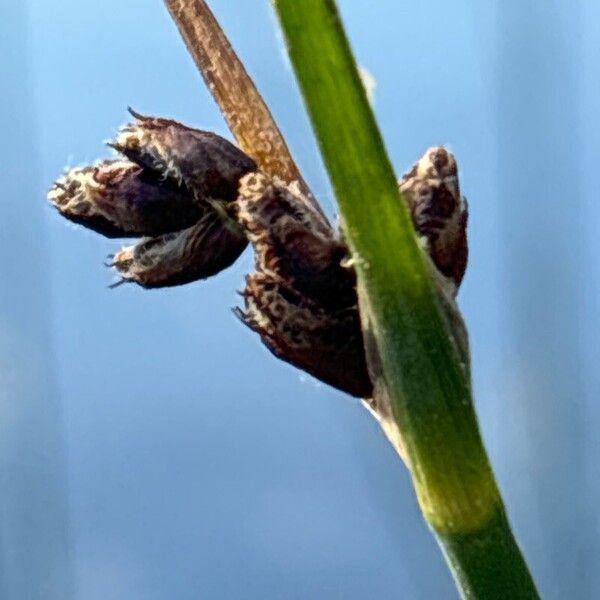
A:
272 1 539 597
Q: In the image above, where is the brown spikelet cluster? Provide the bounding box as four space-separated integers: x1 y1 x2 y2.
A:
235 172 371 397
49 110 254 288
49 111 467 397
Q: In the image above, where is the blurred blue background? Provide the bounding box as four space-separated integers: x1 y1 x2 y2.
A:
1 1 598 598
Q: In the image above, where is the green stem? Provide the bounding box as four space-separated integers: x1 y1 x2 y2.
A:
272 1 539 597
438 509 540 599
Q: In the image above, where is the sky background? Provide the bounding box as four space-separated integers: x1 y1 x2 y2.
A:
1 1 599 598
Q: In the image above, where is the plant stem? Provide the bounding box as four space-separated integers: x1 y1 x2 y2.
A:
272 1 539 597
438 509 540 599
163 0 327 220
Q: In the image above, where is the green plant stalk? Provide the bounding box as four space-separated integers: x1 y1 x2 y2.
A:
272 1 539 597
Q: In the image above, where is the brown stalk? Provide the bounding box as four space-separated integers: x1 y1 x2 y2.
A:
163 0 328 223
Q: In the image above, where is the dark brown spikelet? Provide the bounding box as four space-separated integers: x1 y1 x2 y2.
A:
399 146 468 288
112 208 247 288
112 109 257 202
239 273 371 398
49 159 202 238
235 172 372 398
236 172 356 309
